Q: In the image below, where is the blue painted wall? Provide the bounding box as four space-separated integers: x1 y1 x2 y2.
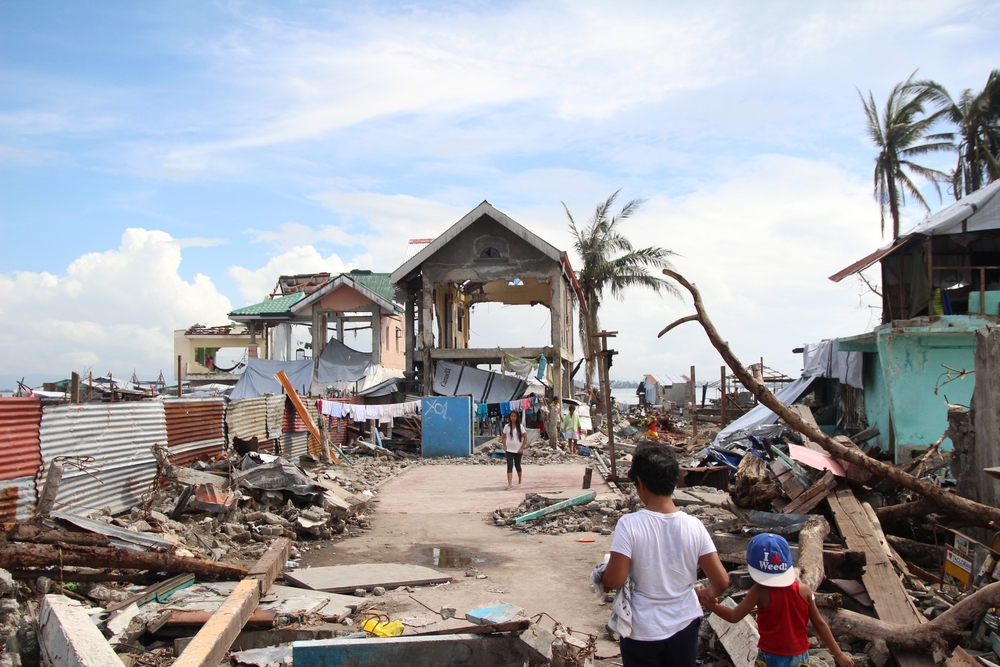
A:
876 328 976 462
421 396 473 457
862 352 892 454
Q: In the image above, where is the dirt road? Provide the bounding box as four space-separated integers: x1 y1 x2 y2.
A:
300 461 623 661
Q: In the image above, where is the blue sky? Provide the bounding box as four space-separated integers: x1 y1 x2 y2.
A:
2 1 999 390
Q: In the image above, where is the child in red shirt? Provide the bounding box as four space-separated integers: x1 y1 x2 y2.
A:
699 533 853 667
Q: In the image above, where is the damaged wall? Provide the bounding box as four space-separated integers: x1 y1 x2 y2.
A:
951 325 1000 511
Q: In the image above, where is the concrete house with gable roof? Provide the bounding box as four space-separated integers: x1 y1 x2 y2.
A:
390 201 586 400
226 269 405 372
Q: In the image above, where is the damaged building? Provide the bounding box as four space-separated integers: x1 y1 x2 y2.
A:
390 201 586 401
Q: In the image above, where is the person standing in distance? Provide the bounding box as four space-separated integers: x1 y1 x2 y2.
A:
561 402 582 454
503 410 527 489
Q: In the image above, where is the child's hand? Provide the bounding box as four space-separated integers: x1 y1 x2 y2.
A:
833 650 855 667
695 585 716 607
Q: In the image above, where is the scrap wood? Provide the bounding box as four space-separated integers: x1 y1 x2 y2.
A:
825 581 1000 661
417 619 532 636
6 523 111 547
172 538 290 667
657 268 1000 529
513 490 597 524
103 572 196 614
274 370 338 465
825 484 933 667
0 542 248 579
796 516 831 591
781 470 837 515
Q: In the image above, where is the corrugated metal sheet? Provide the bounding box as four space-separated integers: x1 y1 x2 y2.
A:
280 432 309 462
38 402 166 517
0 476 36 521
164 397 225 447
0 397 44 481
283 399 321 433
166 439 224 468
227 397 269 442
266 395 286 440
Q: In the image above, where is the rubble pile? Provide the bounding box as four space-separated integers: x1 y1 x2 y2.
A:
491 493 637 535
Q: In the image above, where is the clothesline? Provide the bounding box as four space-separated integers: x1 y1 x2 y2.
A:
317 399 421 425
474 395 539 419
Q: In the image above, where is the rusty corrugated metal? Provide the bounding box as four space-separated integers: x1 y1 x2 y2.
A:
163 398 225 448
279 432 309 461
266 395 285 440
0 397 44 482
226 398 269 443
39 402 166 517
166 439 224 468
283 399 321 433
0 476 37 522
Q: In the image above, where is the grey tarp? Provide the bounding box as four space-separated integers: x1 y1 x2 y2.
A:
711 375 816 446
316 338 373 383
433 360 526 403
229 358 314 400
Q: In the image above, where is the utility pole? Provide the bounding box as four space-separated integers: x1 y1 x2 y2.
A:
719 366 726 427
591 331 620 482
690 365 697 438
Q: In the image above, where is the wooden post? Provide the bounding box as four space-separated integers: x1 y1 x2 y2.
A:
690 365 697 438
582 467 593 489
177 356 183 397
720 366 726 427
71 371 80 404
592 331 618 481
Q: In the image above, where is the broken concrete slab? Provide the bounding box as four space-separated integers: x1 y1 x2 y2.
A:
231 643 292 667
283 563 452 594
465 602 523 625
292 633 529 667
707 597 759 667
39 594 126 667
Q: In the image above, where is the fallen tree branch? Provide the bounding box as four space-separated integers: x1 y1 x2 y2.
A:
823 581 1000 659
797 516 830 591
0 542 248 579
658 269 1000 529
5 524 111 547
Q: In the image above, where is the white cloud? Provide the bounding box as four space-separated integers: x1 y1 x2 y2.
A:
589 155 885 381
0 229 232 378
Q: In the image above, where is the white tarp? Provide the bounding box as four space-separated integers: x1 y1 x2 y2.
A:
433 360 527 403
802 340 863 390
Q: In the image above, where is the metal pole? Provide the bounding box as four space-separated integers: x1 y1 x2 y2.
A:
71 372 80 404
177 355 183 397
690 365 697 438
719 366 726 427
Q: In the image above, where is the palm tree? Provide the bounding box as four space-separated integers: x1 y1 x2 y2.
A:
564 190 678 391
948 69 1000 198
859 72 954 238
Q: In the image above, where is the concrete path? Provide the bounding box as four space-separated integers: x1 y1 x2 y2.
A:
376 462 612 514
303 461 622 663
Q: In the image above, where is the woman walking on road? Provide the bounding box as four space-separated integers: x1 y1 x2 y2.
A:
503 410 527 489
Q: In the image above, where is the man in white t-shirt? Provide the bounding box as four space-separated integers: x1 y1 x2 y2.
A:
602 443 729 667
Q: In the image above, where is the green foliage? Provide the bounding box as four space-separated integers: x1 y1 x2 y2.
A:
564 190 678 389
948 69 1000 199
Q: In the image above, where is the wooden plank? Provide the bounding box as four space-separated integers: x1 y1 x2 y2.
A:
246 537 291 594
782 470 836 514
826 484 933 667
171 579 261 667
787 404 825 452
707 597 759 667
284 563 452 593
172 537 291 667
274 370 339 464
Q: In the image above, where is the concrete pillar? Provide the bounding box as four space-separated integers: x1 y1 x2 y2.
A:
371 306 382 366
404 294 416 375
421 274 435 395
336 317 344 342
40 595 126 667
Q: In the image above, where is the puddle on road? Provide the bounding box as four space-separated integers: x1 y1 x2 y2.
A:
411 545 502 569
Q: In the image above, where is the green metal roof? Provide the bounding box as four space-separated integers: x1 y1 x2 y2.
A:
345 270 395 304
229 291 304 317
